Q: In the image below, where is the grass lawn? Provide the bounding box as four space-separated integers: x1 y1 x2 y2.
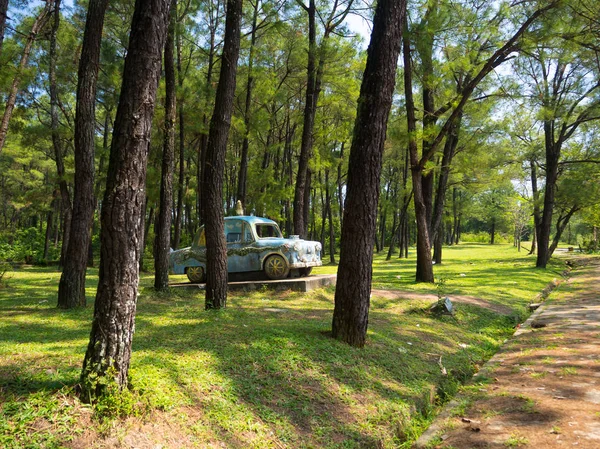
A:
0 244 568 448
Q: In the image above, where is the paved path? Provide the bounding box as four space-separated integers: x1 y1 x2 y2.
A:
416 259 600 449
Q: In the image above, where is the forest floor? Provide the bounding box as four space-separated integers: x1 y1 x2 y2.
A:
0 244 590 448
416 258 600 449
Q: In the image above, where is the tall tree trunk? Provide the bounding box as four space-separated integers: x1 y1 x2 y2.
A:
58 0 109 309
451 187 458 244
196 0 221 228
403 18 434 283
80 0 172 401
44 195 57 261
548 206 579 257
87 225 94 267
154 1 177 291
431 116 461 263
293 0 348 237
337 141 345 228
418 2 438 235
0 0 53 153
332 0 406 347
293 0 317 238
431 120 460 241
53 201 60 247
236 0 259 208
203 0 242 310
47 0 72 268
386 210 399 260
536 135 560 268
529 158 540 255
196 7 220 226
319 172 326 255
433 229 443 264
378 183 389 251
140 203 154 272
173 25 186 249
325 169 335 263
0 0 8 57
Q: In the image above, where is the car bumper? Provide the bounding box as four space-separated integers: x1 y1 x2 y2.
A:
289 260 322 269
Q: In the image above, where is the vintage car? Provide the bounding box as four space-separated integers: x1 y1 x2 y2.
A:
170 216 322 282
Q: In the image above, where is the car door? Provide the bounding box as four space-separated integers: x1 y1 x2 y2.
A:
225 219 262 273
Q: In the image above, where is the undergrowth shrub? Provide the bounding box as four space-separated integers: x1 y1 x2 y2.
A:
580 236 599 253
460 232 511 244
0 228 60 263
0 261 11 287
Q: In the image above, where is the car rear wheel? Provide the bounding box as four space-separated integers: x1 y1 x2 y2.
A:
264 255 290 280
186 266 205 283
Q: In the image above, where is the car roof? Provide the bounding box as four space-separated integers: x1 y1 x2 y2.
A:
224 215 278 226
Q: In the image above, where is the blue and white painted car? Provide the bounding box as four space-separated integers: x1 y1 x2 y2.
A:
170 216 322 282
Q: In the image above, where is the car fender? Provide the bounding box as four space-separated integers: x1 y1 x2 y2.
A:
171 255 205 275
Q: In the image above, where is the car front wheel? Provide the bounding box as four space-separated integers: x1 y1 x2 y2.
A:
186 266 205 283
264 255 290 280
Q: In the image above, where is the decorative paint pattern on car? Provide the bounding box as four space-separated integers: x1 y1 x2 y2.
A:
171 244 289 265
169 216 322 282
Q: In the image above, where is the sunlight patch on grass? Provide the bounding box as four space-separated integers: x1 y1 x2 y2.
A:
0 244 570 448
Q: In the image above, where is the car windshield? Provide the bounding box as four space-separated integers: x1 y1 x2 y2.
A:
255 223 282 239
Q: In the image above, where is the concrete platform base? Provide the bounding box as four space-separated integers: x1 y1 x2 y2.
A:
170 274 337 293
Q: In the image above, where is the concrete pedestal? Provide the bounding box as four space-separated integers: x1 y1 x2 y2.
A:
169 274 337 293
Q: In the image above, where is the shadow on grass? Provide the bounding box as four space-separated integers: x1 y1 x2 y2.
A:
0 245 560 447
124 295 516 446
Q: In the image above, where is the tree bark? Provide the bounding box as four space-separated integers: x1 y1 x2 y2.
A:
0 0 8 57
196 0 221 229
80 0 172 401
529 159 539 255
202 0 242 310
418 1 437 235
0 0 53 153
293 0 351 237
48 0 73 269
387 189 412 260
386 211 399 260
332 0 406 347
548 206 579 257
403 17 434 282
44 194 58 261
433 229 443 264
536 133 560 268
154 0 177 291
58 0 109 309
293 0 317 238
431 116 461 263
140 203 154 272
173 24 186 250
337 141 345 228
325 169 335 263
236 0 259 208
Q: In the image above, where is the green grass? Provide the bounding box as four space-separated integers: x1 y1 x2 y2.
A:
0 244 566 448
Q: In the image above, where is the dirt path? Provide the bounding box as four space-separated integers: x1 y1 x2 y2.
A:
371 289 516 316
416 260 600 448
